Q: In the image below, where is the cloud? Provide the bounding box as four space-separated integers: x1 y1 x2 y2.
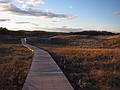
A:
30 22 38 26
114 11 120 16
0 0 76 19
0 0 10 3
15 21 30 24
0 18 10 22
15 21 38 26
0 0 44 4
10 3 76 19
16 0 45 5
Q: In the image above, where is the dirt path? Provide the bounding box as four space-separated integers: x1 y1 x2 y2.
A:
21 38 74 90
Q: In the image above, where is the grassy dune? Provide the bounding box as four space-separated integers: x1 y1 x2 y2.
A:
28 34 120 90
2 28 120 90
52 48 120 90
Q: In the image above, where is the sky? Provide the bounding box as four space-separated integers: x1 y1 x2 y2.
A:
0 0 120 32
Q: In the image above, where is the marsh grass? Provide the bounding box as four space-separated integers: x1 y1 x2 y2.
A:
29 34 120 90
39 46 120 90
0 44 33 90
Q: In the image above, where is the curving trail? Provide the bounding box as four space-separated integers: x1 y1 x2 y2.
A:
21 38 74 90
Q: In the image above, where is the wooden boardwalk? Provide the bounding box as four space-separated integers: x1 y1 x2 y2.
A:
21 38 74 90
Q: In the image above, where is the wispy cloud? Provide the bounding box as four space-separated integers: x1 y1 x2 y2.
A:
0 0 9 3
10 3 76 19
0 0 76 19
15 21 30 24
15 21 38 26
0 0 44 4
0 18 10 22
30 22 38 26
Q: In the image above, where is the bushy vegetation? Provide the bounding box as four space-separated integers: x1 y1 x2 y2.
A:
1 27 119 90
0 43 33 90
70 31 117 36
49 48 120 90
0 28 33 90
28 34 120 48
0 27 26 38
27 32 120 90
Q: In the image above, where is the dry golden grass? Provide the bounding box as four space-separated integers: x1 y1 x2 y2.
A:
0 43 33 90
49 35 120 48
28 34 120 90
29 34 120 90
41 46 120 90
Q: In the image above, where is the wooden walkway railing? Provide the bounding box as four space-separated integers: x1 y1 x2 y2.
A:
21 38 74 90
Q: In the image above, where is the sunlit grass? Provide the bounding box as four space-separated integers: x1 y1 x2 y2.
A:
0 44 33 90
44 47 120 90
29 34 120 90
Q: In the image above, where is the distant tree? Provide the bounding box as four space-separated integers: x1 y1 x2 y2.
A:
0 27 8 31
0 27 9 34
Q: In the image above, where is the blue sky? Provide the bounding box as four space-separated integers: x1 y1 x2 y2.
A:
0 0 120 32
